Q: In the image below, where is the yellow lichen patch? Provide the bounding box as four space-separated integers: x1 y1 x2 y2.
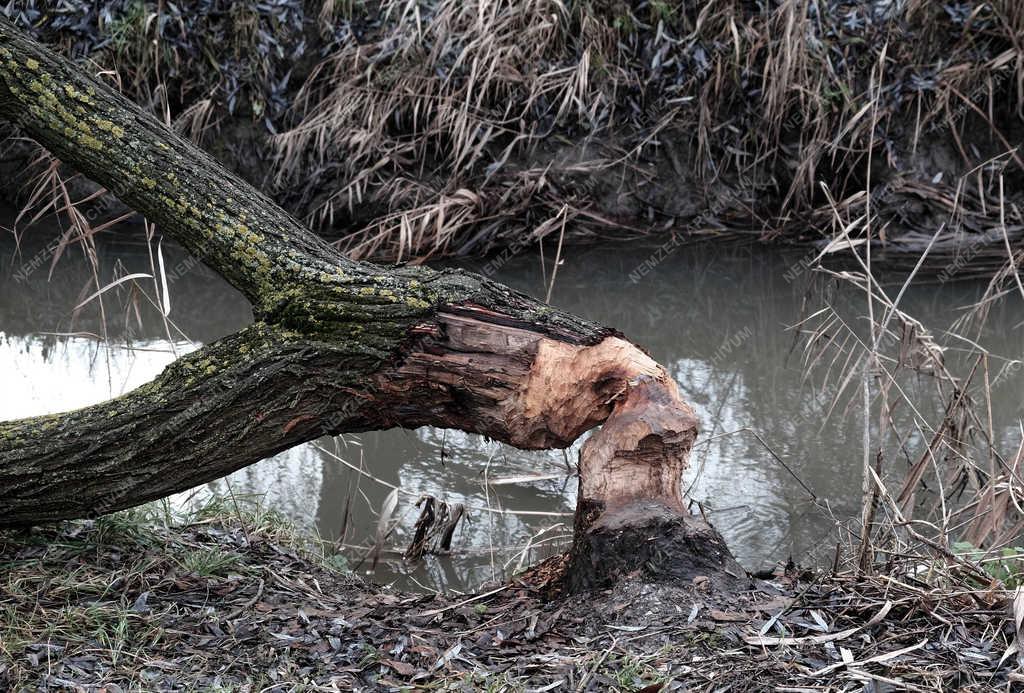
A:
94 119 125 138
142 177 157 190
61 82 93 104
252 249 272 269
24 58 39 71
80 134 103 150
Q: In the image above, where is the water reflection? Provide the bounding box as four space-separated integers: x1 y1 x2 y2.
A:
3 226 1022 592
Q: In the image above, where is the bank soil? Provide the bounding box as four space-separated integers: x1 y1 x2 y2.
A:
0 512 1017 691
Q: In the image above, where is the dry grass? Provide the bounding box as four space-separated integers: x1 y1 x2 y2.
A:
791 174 1024 595
266 0 1024 261
4 1 1024 267
271 0 615 259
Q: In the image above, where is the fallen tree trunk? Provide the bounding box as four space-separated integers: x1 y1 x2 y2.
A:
0 19 744 590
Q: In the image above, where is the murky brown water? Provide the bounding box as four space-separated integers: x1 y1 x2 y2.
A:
3 220 1023 592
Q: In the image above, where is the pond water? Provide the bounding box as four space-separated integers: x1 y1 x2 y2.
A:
3 218 1023 593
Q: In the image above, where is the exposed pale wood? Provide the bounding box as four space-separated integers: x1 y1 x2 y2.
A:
568 373 746 591
578 374 697 512
375 312 661 449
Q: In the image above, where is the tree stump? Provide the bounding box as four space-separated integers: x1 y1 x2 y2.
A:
566 376 748 592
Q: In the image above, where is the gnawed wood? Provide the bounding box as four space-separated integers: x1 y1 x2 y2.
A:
374 312 654 449
578 374 696 512
567 372 748 591
382 316 747 590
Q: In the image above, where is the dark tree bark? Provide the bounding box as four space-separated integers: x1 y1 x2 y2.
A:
0 19 744 590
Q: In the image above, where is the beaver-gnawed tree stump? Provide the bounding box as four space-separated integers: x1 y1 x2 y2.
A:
566 376 748 592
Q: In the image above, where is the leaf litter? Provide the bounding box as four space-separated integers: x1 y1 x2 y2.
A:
0 504 1019 690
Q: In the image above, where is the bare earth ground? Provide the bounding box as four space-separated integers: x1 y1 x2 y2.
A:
0 505 1017 692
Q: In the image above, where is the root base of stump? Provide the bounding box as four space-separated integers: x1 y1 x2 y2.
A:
566 501 748 594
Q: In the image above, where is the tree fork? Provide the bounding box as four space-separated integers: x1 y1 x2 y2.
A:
0 19 744 590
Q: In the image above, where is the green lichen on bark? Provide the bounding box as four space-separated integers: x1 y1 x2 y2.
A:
0 324 381 524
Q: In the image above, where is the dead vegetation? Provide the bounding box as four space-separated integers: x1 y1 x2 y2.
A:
772 171 1024 687
267 0 1024 262
3 1 1024 267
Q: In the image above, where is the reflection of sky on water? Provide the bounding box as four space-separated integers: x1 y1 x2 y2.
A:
0 332 324 519
4 229 1023 591
0 333 193 418
205 446 323 526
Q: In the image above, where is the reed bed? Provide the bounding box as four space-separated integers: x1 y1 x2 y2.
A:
3 1 1024 267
